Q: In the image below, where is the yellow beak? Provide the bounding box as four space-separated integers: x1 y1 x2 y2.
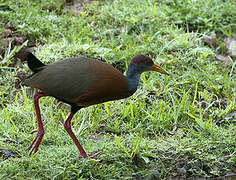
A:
151 64 169 75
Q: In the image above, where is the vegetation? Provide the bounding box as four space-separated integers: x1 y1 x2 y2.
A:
0 0 235 179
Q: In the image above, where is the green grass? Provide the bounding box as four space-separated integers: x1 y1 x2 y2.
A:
0 0 235 179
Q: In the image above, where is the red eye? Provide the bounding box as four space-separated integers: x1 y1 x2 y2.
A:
146 60 153 66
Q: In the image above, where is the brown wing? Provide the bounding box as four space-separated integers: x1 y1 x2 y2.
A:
24 57 129 106
72 60 129 106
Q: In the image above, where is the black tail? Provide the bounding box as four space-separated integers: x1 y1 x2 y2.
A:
26 53 45 73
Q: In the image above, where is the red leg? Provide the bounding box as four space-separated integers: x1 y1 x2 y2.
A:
64 112 89 158
28 92 47 155
64 111 102 159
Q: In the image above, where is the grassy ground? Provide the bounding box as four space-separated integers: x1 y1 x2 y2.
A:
0 0 235 179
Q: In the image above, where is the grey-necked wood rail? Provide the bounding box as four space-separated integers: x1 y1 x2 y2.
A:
23 52 169 158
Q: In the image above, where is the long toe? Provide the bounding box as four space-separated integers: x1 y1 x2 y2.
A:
28 134 38 150
28 129 44 155
88 152 102 159
28 129 39 150
28 135 43 155
29 129 39 134
77 151 102 159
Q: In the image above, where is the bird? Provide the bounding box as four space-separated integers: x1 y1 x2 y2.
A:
23 52 169 158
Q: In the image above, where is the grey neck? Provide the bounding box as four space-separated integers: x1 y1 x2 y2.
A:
124 65 141 97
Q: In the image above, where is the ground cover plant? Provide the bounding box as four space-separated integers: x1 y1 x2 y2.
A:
0 0 235 179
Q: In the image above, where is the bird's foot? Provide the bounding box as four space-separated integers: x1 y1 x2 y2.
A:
78 152 105 166
28 129 44 155
78 151 102 159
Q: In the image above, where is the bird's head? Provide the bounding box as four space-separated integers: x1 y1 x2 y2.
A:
129 54 169 75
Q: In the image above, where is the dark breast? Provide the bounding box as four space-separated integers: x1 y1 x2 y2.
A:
24 57 129 107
